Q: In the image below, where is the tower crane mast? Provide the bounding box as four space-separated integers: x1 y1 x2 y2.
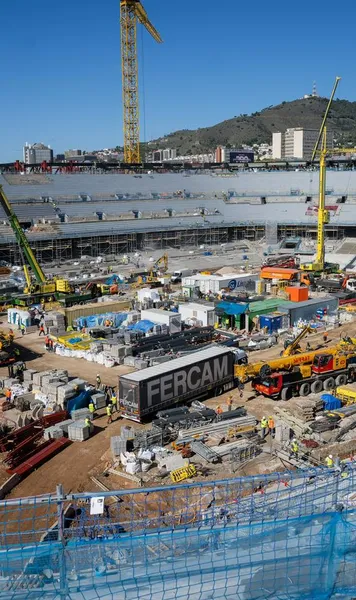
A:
120 0 162 163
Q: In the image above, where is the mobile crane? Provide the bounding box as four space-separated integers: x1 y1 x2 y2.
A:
252 344 356 400
282 325 313 356
0 186 99 307
234 337 356 386
301 76 341 274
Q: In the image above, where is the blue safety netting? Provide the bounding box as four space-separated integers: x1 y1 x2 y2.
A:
1 467 356 599
127 319 155 333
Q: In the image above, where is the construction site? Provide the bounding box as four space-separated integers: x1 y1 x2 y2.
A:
1 3 356 599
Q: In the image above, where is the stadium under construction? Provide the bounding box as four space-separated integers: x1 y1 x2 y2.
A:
1 168 356 264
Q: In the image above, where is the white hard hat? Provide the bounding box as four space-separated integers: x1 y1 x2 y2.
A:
329 455 333 459
293 438 297 441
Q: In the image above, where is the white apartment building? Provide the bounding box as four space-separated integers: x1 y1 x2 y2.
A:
23 143 53 164
272 128 333 160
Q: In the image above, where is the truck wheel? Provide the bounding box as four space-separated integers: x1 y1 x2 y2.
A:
214 387 223 397
311 380 323 394
299 382 311 397
323 377 335 391
335 374 347 386
281 387 292 401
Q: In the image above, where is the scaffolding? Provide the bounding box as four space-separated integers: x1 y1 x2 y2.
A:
0 222 349 264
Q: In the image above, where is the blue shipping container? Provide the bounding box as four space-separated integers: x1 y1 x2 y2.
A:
259 314 283 334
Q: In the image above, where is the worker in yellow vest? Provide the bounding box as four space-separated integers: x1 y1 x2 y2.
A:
290 438 299 459
111 392 118 413
88 402 95 417
84 417 91 435
106 404 113 425
325 455 334 468
260 416 268 439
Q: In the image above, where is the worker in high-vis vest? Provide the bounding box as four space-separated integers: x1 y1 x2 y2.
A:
106 404 113 425
260 416 268 439
268 416 275 439
290 438 299 459
325 455 334 468
111 392 117 412
88 402 95 416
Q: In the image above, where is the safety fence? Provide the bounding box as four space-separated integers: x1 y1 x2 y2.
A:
1 467 356 599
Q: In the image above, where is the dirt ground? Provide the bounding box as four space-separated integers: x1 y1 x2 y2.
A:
1 318 356 499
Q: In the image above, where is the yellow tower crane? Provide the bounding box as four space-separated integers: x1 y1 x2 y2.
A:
120 0 163 164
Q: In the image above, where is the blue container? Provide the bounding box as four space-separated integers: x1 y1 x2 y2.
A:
259 314 283 334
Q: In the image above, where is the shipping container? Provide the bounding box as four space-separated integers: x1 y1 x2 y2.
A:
286 286 309 302
119 346 236 421
278 296 339 326
64 299 131 327
182 273 259 294
259 314 284 333
178 302 215 326
140 308 181 334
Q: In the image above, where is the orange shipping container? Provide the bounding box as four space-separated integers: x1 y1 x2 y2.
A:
286 286 309 302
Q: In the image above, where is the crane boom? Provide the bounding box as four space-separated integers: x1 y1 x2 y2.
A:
235 338 356 384
301 76 341 273
120 0 162 163
0 185 46 284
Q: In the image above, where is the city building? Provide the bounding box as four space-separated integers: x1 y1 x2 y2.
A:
23 143 53 165
272 128 333 160
215 147 254 163
64 149 82 159
148 148 177 162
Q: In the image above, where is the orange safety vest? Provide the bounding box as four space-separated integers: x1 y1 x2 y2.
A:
268 418 275 429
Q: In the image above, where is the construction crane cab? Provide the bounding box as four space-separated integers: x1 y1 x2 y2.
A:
282 325 313 356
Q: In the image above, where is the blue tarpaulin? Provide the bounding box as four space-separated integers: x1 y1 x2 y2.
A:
76 312 128 329
321 394 342 410
217 301 248 316
128 319 155 333
105 275 124 285
68 390 92 414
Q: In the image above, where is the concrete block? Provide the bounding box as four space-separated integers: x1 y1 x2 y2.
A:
2 378 19 389
124 356 136 366
91 392 106 409
68 421 90 441
72 408 93 421
70 378 86 391
23 369 38 382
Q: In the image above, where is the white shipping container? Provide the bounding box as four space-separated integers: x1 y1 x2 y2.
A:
141 308 181 334
178 303 216 327
182 273 258 294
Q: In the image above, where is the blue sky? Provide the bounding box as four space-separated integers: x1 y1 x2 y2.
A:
0 0 355 162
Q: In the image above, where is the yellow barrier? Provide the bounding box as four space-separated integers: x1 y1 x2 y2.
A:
170 464 197 483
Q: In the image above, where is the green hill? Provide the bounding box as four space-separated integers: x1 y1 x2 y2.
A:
147 97 356 155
